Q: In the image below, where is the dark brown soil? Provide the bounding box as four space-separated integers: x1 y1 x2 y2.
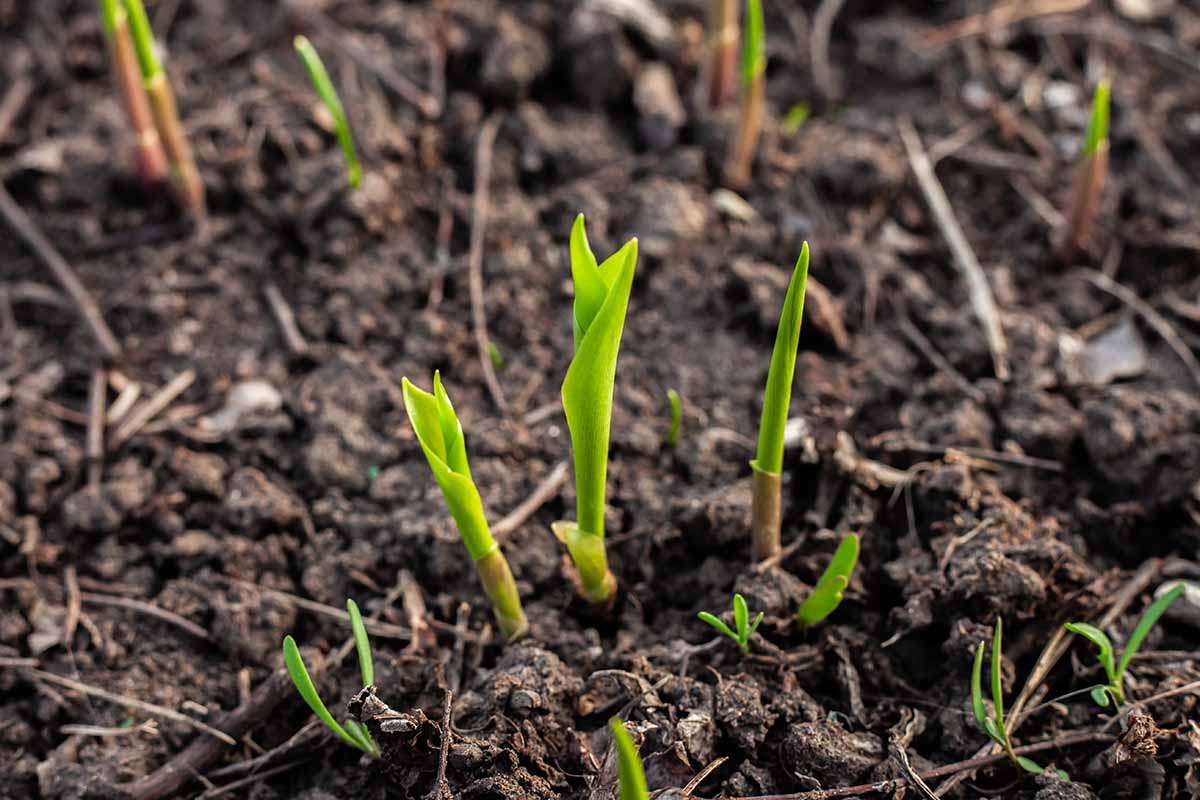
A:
3 1 1200 798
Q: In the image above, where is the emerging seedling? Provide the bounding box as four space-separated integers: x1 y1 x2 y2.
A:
553 214 638 608
750 243 809 561
1055 79 1109 264
1064 582 1185 707
796 533 859 626
703 0 739 109
698 593 763 654
610 718 649 800
402 373 528 640
723 0 765 189
665 388 681 449
971 619 1065 779
294 35 362 190
120 0 205 219
282 599 379 757
99 0 167 188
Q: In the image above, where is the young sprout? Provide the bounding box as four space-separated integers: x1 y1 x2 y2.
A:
703 0 739 109
402 373 528 640
665 388 682 449
971 619 1065 779
98 0 167 189
698 593 763 654
293 36 362 190
723 0 765 189
750 243 809 561
552 214 639 608
1055 79 1110 265
609 718 649 800
1065 582 1185 707
783 103 810 138
281 599 379 757
796 533 859 626
120 0 205 219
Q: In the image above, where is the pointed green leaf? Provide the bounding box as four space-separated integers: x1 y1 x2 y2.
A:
753 244 810 475
1064 621 1116 683
99 0 123 37
120 0 162 80
1016 756 1047 775
294 35 362 189
796 532 858 626
1116 582 1185 679
697 612 738 643
740 0 764 87
346 599 374 688
748 611 764 640
1083 79 1110 157
971 642 988 730
1089 685 1112 708
610 718 649 800
402 375 497 562
991 619 1005 731
733 593 749 640
282 636 370 753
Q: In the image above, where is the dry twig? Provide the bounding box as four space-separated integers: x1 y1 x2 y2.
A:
467 113 509 414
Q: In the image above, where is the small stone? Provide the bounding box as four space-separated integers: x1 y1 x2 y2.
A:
562 7 636 107
170 448 227 497
224 468 303 532
633 63 685 151
481 13 550 101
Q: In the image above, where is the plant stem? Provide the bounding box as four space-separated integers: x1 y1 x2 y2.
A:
101 4 167 188
1055 142 1107 265
145 73 206 220
705 0 738 109
553 521 617 608
750 466 781 560
724 69 764 189
475 549 529 640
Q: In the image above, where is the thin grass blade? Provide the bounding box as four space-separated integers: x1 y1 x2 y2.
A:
1116 582 1185 678
281 636 366 752
610 718 650 800
346 598 374 687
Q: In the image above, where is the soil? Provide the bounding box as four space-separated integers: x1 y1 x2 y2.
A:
2 1 1200 799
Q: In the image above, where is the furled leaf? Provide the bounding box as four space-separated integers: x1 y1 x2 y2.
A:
1064 621 1116 683
796 532 858 626
1117 582 1185 679
610 718 650 800
1083 79 1110 157
733 593 749 639
346 599 374 687
282 635 371 753
753 243 810 476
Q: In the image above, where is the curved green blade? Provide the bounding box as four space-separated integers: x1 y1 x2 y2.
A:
1117 582 1185 678
294 35 362 189
610 718 649 800
281 636 369 753
1064 621 1116 683
796 532 858 626
346 598 374 687
697 611 737 643
753 243 809 475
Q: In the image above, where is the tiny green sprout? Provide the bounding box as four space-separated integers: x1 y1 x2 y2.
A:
553 214 639 608
666 388 682 449
698 593 763 654
724 0 765 188
783 103 810 138
796 533 859 626
751 243 809 561
402 373 528 640
1055 79 1110 264
294 35 362 190
487 342 506 371
610 718 649 800
1083 79 1111 158
281 599 379 757
971 619 1066 779
120 0 205 219
1065 582 1185 707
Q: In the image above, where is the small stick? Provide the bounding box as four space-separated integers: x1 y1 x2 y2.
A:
263 282 308 356
11 668 236 745
200 759 309 799
811 0 847 101
80 591 211 642
896 313 986 404
493 461 569 541
226 579 418 642
0 74 32 143
1080 269 1200 388
430 689 453 800
467 113 509 415
62 566 82 647
108 368 196 449
0 184 122 360
87 367 107 487
898 116 1009 381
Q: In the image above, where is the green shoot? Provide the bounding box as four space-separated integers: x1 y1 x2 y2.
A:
796 533 859 626
970 619 1065 779
487 342 505 371
553 214 639 607
666 388 681 449
783 103 810 137
402 373 528 640
294 35 362 190
281 602 379 758
698 593 763 654
120 0 205 219
724 0 765 188
98 0 167 188
704 0 739 109
1065 582 1185 707
750 243 809 561
1055 79 1110 264
610 718 649 800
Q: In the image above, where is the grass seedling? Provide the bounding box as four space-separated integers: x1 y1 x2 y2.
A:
99 0 167 189
698 593 763 654
750 243 809 561
783 103 810 138
1055 79 1109 265
703 0 739 109
796 533 859 626
402 373 528 640
294 35 362 190
665 388 681 449
120 0 205 219
552 214 638 608
1064 582 1185 707
971 619 1065 779
281 599 379 757
723 0 765 189
610 718 649 800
